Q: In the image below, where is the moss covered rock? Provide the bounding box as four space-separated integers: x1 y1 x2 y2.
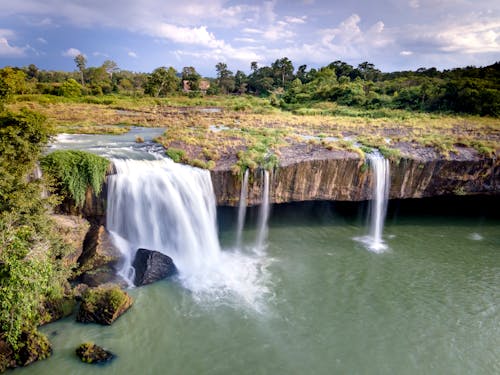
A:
76 284 132 325
0 330 52 372
75 342 113 364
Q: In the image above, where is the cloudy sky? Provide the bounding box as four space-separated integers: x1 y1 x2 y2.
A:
0 0 499 76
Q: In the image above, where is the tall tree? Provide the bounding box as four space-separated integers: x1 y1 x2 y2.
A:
145 67 180 97
215 62 235 94
74 54 87 86
271 57 294 88
181 66 201 91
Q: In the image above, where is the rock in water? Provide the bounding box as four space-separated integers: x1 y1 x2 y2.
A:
132 248 177 286
76 284 133 325
75 343 113 364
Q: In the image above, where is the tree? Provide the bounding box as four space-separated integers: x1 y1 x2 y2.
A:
181 66 201 91
0 67 28 103
271 57 294 88
102 60 119 79
145 67 180 97
250 61 258 73
215 62 235 94
60 78 82 97
234 70 248 94
74 54 87 86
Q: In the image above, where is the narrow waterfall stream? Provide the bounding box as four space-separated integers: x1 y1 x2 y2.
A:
355 154 390 252
106 158 270 307
367 154 390 252
255 170 270 251
235 169 249 248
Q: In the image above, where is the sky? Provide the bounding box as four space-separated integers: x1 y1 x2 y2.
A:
0 0 499 76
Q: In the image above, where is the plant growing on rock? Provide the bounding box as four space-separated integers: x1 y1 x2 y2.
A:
41 150 109 208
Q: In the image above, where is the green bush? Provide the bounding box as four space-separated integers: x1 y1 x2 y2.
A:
41 150 109 207
166 147 186 163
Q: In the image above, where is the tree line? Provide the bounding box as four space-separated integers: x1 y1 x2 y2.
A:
1 54 499 116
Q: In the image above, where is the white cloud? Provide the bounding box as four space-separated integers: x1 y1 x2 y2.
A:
37 37 47 44
62 47 83 58
409 0 420 9
402 17 500 54
93 51 109 58
0 29 26 56
128 51 138 58
150 23 225 49
284 16 307 24
400 50 413 56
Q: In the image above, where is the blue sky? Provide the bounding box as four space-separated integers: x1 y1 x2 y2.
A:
0 0 499 76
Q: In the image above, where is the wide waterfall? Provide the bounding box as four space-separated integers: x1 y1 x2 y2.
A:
366 154 390 252
235 169 249 248
107 158 270 306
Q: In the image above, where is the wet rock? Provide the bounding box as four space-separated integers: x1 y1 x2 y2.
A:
75 342 113 364
76 284 133 325
79 266 127 288
132 248 177 286
78 225 121 274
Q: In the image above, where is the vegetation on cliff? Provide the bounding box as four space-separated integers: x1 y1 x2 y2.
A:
0 108 73 370
41 150 109 208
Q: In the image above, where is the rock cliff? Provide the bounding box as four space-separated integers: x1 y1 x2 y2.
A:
211 145 499 206
75 145 498 212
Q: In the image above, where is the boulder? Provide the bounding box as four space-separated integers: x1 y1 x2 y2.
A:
132 248 177 286
76 284 133 325
79 266 127 288
77 225 121 274
75 342 113 364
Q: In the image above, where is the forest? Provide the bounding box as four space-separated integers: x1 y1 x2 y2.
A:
1 56 499 117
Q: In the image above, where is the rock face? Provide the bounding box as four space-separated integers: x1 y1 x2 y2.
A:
76 284 133 325
75 343 113 364
51 214 90 267
133 248 177 286
73 145 498 212
211 146 499 206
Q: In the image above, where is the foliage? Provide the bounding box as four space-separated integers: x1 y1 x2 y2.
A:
0 109 71 351
145 67 180 97
0 110 52 212
40 151 109 208
166 147 186 163
59 78 82 97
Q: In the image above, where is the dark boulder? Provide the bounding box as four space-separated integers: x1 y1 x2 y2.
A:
132 248 177 287
75 342 113 364
76 284 133 325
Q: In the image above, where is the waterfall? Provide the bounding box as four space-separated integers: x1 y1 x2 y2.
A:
107 158 221 286
366 154 390 252
106 158 270 307
255 170 270 251
235 169 249 248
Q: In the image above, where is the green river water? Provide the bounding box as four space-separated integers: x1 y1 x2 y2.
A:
19 200 500 375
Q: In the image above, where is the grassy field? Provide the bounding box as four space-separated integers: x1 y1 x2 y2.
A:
8 94 500 172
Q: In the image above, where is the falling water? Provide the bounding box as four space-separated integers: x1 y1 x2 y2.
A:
106 158 270 306
255 170 270 251
366 154 390 252
235 169 249 248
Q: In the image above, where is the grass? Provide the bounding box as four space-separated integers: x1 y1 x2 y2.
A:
8 93 500 169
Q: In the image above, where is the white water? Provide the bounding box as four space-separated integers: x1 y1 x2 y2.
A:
366 154 390 252
256 170 271 251
107 158 270 308
235 169 249 248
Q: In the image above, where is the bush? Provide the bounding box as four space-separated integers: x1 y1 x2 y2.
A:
166 147 186 163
